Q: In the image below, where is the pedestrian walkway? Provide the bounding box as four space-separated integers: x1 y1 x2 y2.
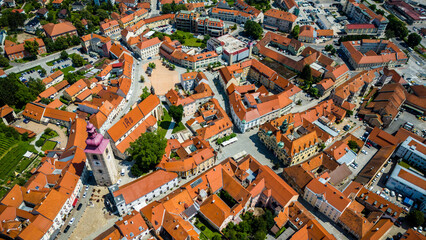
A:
165 121 175 139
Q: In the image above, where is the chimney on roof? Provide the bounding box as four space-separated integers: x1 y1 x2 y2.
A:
212 199 215 203
124 220 128 225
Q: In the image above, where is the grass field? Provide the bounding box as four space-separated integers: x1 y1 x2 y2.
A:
41 140 57 151
172 122 186 133
195 217 222 240
183 38 203 47
23 3 33 13
58 66 75 74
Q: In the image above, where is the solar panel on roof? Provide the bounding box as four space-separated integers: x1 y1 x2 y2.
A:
190 178 203 188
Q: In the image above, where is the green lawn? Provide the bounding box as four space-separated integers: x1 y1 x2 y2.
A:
41 140 57 151
23 3 33 13
172 122 186 133
58 66 75 74
41 130 59 140
195 217 222 240
183 38 203 47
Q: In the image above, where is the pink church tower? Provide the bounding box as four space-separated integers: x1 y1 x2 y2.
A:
85 122 119 186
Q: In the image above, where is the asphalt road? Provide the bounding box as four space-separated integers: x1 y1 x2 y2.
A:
5 47 81 75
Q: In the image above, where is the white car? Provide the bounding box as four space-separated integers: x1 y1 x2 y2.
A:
361 150 368 155
376 190 380 195
391 191 395 197
85 185 89 191
69 217 75 225
83 191 87 198
117 179 122 185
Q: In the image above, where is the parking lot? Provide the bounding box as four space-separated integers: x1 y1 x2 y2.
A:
17 49 98 83
215 127 280 173
297 2 345 37
367 159 409 212
385 110 426 135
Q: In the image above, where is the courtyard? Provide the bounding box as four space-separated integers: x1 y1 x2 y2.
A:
142 59 185 95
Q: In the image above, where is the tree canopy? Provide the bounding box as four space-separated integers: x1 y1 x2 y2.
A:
300 64 313 83
348 140 360 152
407 210 425 227
127 132 167 177
222 210 275 240
140 87 150 101
71 54 85 67
291 25 300 39
24 40 39 57
0 11 27 31
60 50 69 60
407 33 422 48
244 20 263 40
0 74 45 110
385 15 408 39
161 1 187 14
169 105 184 123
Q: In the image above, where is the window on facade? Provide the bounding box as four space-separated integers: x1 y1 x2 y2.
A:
98 170 103 174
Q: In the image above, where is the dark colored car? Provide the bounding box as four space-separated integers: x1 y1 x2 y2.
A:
77 203 83 211
64 225 70 233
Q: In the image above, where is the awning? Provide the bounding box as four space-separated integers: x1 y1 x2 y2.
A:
72 198 79 207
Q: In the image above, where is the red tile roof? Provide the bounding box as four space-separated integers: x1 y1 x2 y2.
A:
113 170 177 204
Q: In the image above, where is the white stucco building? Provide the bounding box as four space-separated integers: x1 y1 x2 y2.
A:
109 170 178 216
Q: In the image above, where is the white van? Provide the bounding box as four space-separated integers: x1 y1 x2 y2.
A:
121 168 125 176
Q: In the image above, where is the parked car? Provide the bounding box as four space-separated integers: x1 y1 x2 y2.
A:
69 217 75 225
64 225 70 233
77 203 83 211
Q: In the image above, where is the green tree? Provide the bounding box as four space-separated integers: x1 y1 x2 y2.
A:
308 87 319 98
386 15 408 39
27 78 46 94
169 105 184 123
140 75 145 82
407 33 422 48
244 20 263 40
140 87 150 100
24 40 39 57
376 9 385 15
291 25 300 39
96 9 109 21
325 44 333 51
370 4 376 11
60 50 69 60
148 62 156 69
161 3 173 14
407 210 425 227
346 110 353 116
127 132 167 176
40 97 52 105
0 73 39 109
5 12 27 31
71 54 85 67
348 140 359 152
300 64 312 83
0 55 10 67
